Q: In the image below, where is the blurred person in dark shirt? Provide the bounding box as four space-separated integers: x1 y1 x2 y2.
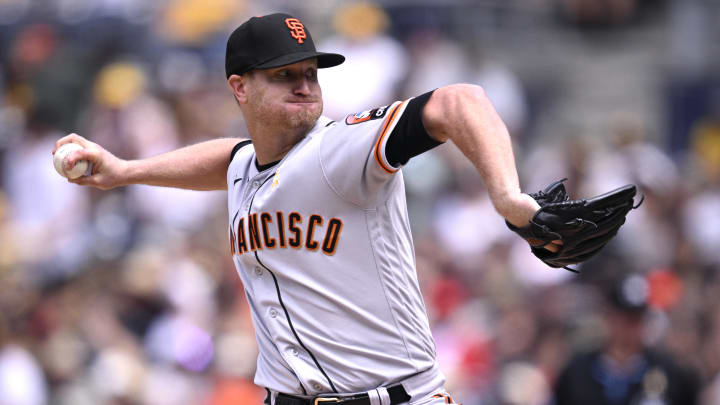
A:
553 273 700 405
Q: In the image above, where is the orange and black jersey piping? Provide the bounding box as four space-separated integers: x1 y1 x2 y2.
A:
384 90 442 167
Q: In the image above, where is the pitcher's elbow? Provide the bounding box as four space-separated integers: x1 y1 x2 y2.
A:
423 84 488 137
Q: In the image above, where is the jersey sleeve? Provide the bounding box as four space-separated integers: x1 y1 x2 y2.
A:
319 92 442 207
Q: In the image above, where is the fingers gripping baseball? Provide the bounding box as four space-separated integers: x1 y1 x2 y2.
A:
53 133 91 153
53 133 129 190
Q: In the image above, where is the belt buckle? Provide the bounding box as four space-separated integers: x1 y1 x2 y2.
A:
313 398 339 405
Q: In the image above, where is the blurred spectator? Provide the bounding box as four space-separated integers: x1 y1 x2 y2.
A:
5 23 95 132
87 61 225 231
556 0 649 28
498 361 550 405
681 95 720 266
402 30 470 98
681 189 720 267
157 0 245 46
0 344 48 405
2 127 91 278
553 273 700 405
472 60 528 139
431 170 510 273
585 115 682 271
318 2 408 119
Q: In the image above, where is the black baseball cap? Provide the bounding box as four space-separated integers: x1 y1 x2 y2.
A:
609 273 650 314
225 13 345 78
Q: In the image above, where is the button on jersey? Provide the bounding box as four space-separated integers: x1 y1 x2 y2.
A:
226 100 443 396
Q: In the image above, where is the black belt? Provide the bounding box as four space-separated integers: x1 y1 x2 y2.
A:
271 384 411 405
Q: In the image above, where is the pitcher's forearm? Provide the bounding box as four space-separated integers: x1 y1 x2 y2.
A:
423 85 525 219
124 138 242 190
55 133 246 191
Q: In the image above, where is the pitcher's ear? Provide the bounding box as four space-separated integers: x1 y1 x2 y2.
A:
228 74 249 104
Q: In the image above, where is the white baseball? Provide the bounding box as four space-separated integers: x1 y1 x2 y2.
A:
53 142 89 179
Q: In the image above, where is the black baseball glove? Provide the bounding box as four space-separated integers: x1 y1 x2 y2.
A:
506 179 642 272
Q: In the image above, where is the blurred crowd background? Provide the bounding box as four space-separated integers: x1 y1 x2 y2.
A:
1 0 719 404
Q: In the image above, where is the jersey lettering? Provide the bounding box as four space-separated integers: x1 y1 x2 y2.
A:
288 212 303 248
229 227 236 254
237 217 248 254
261 213 276 248
305 215 323 251
345 105 389 125
248 213 261 251
276 211 287 248
230 212 343 256
321 218 343 255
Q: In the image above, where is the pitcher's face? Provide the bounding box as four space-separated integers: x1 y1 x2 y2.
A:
242 59 322 132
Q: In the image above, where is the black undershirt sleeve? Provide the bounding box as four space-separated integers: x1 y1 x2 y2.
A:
385 90 444 167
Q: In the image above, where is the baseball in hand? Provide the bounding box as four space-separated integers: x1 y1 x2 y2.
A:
53 142 90 179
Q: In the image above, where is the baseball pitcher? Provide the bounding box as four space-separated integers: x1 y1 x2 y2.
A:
53 13 637 405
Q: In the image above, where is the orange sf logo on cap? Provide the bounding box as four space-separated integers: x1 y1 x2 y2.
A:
285 18 307 44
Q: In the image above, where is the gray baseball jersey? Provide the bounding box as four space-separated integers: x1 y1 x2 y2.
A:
226 98 445 400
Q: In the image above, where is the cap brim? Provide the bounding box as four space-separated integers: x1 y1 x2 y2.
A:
254 51 345 70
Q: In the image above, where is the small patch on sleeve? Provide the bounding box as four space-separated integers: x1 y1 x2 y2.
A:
345 105 389 125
